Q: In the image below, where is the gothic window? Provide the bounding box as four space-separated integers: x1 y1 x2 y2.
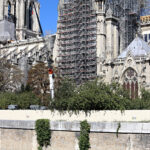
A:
123 68 138 99
144 34 148 42
8 1 11 18
6 1 16 24
24 0 27 26
13 1 16 26
29 3 33 30
98 1 102 10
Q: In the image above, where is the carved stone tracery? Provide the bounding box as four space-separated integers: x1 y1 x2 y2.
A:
123 68 138 99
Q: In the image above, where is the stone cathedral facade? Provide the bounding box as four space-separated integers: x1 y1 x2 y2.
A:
0 0 55 83
53 0 140 82
53 0 150 97
1 0 150 98
0 0 41 40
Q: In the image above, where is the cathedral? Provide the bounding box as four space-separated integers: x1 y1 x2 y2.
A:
103 0 150 97
0 0 55 83
52 0 150 96
1 0 150 97
53 0 141 83
0 0 40 40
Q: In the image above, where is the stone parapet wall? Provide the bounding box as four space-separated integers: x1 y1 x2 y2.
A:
0 120 150 134
0 110 150 122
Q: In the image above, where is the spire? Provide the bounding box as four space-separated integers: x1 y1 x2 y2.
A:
106 6 113 17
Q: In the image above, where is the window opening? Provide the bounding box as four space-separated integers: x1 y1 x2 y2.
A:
8 1 11 18
123 68 138 99
14 2 16 26
24 1 27 26
144 34 147 42
29 3 33 30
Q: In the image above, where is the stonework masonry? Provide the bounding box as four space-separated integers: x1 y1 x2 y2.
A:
0 0 55 86
0 110 150 150
0 35 55 84
52 0 150 98
0 0 41 40
1 120 150 150
53 0 140 83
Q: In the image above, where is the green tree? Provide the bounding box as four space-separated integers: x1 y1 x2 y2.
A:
51 78 75 110
138 89 150 109
51 80 132 111
27 62 50 106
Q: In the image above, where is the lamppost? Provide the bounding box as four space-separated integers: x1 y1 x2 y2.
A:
48 68 54 99
45 36 54 100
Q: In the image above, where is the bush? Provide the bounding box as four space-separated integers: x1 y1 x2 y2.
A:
35 119 51 149
0 92 17 109
17 92 40 109
0 92 40 109
51 80 132 111
1 80 150 111
79 120 90 150
51 78 75 110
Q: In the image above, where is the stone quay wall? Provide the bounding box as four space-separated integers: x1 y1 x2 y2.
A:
0 110 150 150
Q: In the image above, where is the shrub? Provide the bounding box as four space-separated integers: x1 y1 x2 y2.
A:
0 92 40 109
17 92 40 109
51 80 132 111
51 78 75 110
0 92 17 109
35 119 51 149
79 120 90 150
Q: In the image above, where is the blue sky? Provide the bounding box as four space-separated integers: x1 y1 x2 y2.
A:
39 0 59 35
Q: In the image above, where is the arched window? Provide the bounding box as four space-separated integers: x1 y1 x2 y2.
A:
29 3 33 30
98 1 102 10
24 0 27 26
6 1 16 24
13 1 16 25
123 68 138 99
8 1 11 18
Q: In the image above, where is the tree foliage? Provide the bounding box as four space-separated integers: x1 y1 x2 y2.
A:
51 78 75 110
0 92 40 109
0 58 23 92
1 74 150 110
35 119 51 150
130 89 150 109
51 79 131 111
27 62 50 106
79 120 90 150
50 78 150 111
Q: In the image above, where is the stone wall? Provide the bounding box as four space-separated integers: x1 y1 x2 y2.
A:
0 128 36 150
0 110 150 150
0 110 150 122
0 120 150 150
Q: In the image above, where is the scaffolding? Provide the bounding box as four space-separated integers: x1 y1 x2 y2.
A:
57 0 140 83
57 0 97 84
140 0 150 16
105 0 140 51
140 0 150 24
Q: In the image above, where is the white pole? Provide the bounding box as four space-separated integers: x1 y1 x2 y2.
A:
49 73 54 99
